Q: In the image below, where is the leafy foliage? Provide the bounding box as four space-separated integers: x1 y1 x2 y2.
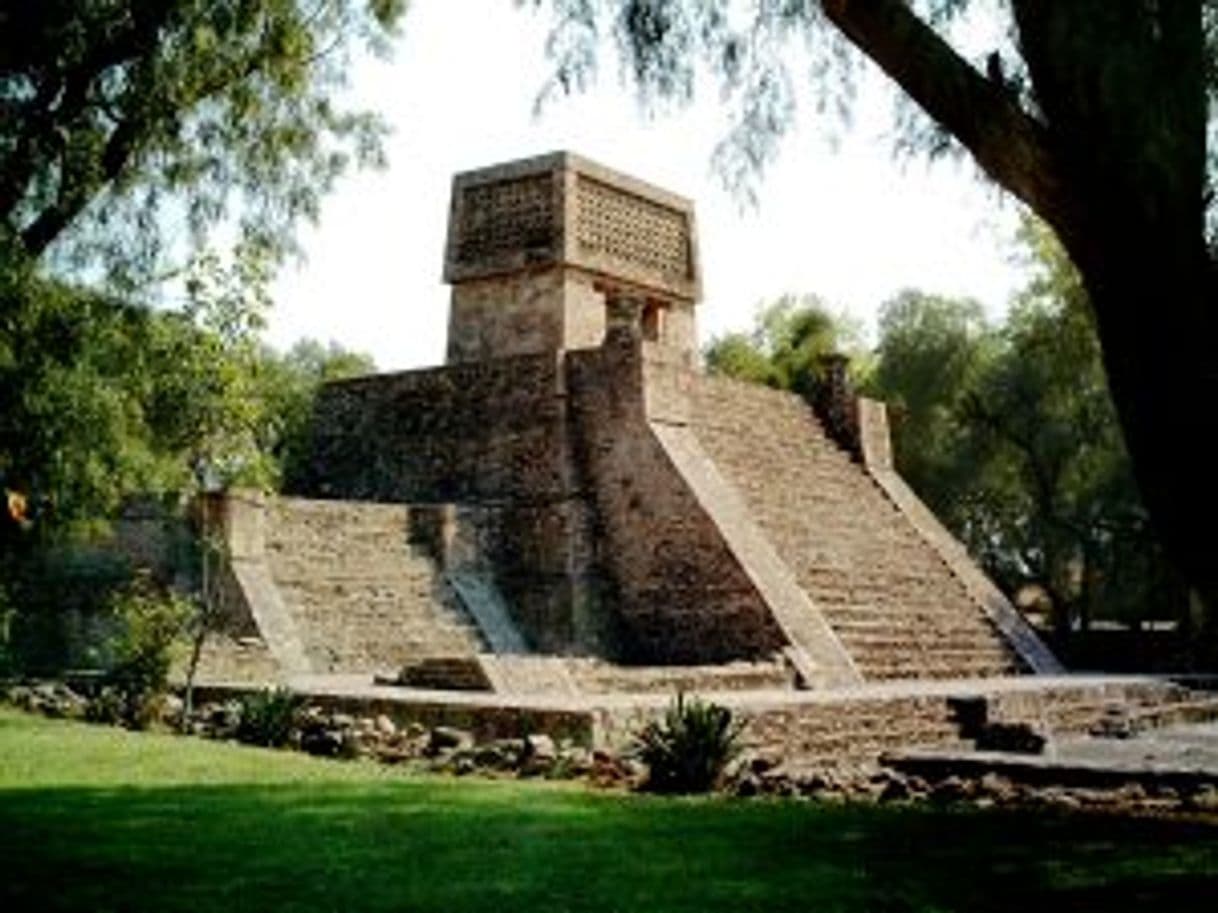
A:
704 294 867 398
256 338 375 490
867 290 994 503
867 218 1185 633
0 263 372 546
0 0 406 283
235 687 304 748
95 575 193 728
634 692 742 794
529 0 854 201
0 253 372 675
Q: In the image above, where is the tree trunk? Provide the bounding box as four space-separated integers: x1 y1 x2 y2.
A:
1008 1 1218 633
1072 232 1218 623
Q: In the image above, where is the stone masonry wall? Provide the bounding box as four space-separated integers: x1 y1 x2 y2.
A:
303 354 566 503
298 354 599 653
447 268 608 363
566 330 787 663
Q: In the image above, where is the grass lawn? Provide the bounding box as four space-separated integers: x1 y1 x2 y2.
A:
2 708 1218 912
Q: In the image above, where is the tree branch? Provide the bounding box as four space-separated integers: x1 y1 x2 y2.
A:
19 115 146 258
16 16 273 260
819 0 1072 227
0 1 176 236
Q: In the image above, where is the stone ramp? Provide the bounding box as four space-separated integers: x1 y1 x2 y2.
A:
446 570 528 654
688 376 1026 681
261 498 486 675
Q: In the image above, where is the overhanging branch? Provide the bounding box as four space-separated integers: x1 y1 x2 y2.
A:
819 0 1070 226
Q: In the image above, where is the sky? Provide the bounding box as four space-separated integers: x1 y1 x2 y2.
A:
267 0 1026 371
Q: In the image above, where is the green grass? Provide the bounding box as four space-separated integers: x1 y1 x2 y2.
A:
2 708 1218 912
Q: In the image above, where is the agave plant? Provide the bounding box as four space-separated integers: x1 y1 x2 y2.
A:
634 691 743 794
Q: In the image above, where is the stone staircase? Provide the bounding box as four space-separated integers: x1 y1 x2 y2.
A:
263 498 486 674
567 657 796 695
689 377 1024 681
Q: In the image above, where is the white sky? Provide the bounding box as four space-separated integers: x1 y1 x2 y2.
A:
267 0 1025 371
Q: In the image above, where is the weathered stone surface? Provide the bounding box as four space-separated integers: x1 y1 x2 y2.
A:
200 154 1070 737
429 725 475 753
524 733 557 761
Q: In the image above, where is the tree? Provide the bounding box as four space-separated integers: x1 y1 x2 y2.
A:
530 0 1218 619
255 338 375 489
0 0 405 284
866 289 995 510
0 262 173 536
0 240 374 667
870 222 1187 642
704 293 865 397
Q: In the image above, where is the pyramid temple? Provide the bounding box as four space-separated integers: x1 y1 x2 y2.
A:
200 151 1062 696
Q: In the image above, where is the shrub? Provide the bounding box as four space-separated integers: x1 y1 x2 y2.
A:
235 688 304 748
83 686 127 726
634 692 743 794
99 575 193 728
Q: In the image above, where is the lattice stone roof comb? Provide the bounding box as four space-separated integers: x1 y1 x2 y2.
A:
443 151 702 302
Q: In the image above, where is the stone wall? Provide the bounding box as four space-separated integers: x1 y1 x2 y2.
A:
303 354 567 502
188 634 280 685
593 677 1212 768
446 268 609 364
566 658 795 694
566 331 787 663
299 354 600 653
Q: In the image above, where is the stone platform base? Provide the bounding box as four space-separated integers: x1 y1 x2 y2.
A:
189 673 1218 770
884 723 1218 796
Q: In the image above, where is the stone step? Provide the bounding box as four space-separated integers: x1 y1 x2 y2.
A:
865 665 1017 682
568 658 795 694
832 622 1013 641
398 656 492 691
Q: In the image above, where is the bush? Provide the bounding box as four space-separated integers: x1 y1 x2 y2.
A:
235 688 304 748
83 687 127 726
634 692 743 794
99 576 193 728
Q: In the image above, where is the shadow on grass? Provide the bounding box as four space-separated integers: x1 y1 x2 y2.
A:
2 780 1217 913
